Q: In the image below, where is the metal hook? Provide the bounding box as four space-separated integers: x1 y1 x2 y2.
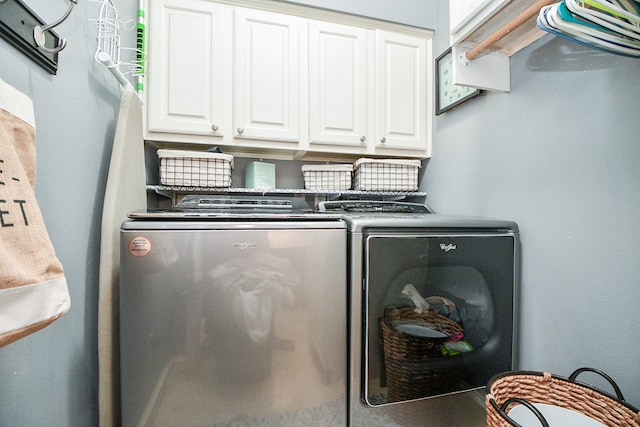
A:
33 0 78 54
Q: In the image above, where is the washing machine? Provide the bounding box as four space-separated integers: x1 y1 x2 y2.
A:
119 197 348 427
318 200 519 427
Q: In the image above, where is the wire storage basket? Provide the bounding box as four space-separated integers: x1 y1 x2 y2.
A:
301 164 352 191
353 158 421 191
380 305 464 403
158 149 234 188
486 368 640 427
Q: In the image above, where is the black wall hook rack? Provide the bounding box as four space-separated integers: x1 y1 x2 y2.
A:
0 0 64 74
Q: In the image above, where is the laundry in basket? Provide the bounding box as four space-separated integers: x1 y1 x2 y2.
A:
380 305 465 402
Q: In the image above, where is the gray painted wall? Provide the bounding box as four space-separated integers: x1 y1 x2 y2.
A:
427 1 640 406
0 0 124 425
0 0 637 426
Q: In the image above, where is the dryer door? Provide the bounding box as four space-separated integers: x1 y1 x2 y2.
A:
362 231 517 406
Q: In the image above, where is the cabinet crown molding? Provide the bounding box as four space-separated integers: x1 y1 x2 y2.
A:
205 0 433 37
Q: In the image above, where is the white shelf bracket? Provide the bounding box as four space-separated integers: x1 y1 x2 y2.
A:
452 45 511 93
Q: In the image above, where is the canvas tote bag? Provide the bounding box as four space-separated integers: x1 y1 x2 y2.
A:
0 79 70 347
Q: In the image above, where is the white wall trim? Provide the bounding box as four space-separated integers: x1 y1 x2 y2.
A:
208 0 433 38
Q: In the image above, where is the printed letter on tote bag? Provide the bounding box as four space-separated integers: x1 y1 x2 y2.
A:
0 79 70 347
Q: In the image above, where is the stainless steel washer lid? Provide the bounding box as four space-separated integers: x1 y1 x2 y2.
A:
127 208 342 221
317 200 432 214
316 200 518 233
176 194 304 210
316 200 517 232
341 214 520 233
129 195 344 221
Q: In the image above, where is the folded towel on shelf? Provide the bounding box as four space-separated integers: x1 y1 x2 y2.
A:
0 79 70 347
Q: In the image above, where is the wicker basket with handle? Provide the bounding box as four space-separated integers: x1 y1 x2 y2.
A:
380 305 465 403
486 367 640 427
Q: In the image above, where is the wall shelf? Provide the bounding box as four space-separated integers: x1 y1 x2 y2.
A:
147 185 427 208
450 0 555 92
147 185 426 199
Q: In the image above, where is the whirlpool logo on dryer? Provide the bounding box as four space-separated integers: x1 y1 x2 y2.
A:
439 243 457 252
233 242 257 251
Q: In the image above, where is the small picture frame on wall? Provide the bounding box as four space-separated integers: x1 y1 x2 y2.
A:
435 48 481 115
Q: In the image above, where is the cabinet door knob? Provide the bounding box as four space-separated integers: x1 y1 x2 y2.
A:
211 124 219 132
237 127 244 135
360 136 366 143
380 137 386 144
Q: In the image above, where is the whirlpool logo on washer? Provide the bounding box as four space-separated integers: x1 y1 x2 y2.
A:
439 243 457 252
233 242 257 251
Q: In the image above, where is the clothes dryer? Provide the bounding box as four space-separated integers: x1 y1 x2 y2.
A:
319 201 519 427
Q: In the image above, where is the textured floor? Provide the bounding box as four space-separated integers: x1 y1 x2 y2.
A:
143 306 347 427
137 303 485 427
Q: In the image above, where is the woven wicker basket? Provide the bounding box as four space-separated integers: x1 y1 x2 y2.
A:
486 368 640 427
380 306 464 403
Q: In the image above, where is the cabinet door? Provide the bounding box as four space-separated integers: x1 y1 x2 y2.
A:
147 0 225 136
234 8 301 142
308 21 372 148
375 30 428 153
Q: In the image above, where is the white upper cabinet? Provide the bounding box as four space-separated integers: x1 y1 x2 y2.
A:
308 20 372 149
374 30 429 155
147 0 226 136
233 8 302 143
144 0 433 160
308 23 430 158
